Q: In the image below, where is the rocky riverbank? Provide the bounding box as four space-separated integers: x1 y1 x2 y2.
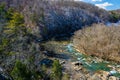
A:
0 40 120 80
43 41 120 80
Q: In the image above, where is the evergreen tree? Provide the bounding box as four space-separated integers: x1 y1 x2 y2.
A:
6 12 26 35
51 59 62 80
0 3 6 20
11 61 32 80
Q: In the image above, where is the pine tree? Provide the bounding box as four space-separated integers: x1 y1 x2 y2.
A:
6 12 26 35
51 59 62 80
11 61 32 80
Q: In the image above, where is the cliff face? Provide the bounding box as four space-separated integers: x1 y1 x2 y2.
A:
0 0 110 39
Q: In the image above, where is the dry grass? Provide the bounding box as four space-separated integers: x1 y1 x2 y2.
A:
73 24 120 62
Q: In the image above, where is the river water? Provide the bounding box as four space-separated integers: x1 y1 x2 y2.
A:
65 43 120 77
106 21 120 27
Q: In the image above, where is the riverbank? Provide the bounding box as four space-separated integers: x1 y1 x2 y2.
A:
42 40 120 79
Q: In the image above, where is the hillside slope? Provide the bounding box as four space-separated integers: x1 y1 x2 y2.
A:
0 1 120 80
0 0 111 39
109 9 120 22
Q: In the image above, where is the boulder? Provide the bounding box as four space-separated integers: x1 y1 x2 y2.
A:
108 76 116 80
109 70 117 76
72 61 83 66
88 71 109 80
60 61 65 64
73 66 82 71
116 68 120 73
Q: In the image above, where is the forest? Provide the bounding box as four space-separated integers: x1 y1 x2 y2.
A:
0 0 120 80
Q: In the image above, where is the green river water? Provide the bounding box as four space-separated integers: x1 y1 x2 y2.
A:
65 43 120 77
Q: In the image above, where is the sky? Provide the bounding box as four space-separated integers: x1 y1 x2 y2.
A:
75 0 120 10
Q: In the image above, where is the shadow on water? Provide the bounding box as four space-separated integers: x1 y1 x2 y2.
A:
42 33 74 42
42 50 70 60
